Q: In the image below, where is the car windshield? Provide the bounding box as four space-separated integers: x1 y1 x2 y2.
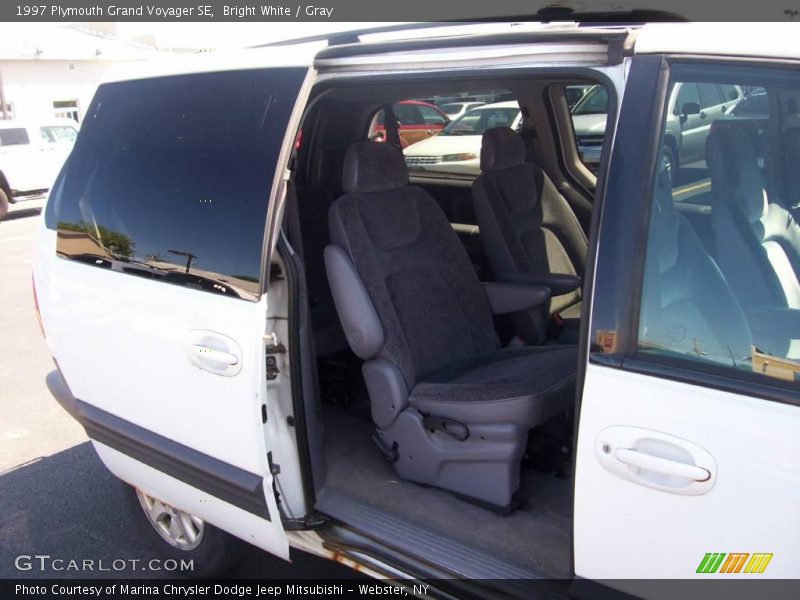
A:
439 103 464 116
440 106 519 136
572 86 609 115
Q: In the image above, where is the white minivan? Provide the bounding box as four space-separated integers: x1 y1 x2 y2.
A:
34 22 799 598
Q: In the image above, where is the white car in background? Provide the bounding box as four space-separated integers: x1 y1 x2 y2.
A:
403 101 521 176
437 101 486 120
0 119 78 220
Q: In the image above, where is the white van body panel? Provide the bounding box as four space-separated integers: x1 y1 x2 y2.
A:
96 443 289 559
575 364 800 583
635 23 800 60
33 218 290 556
36 240 269 473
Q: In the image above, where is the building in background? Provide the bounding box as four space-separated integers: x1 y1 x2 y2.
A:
0 21 363 125
0 25 160 124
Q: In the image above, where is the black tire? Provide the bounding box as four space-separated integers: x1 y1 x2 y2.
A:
0 188 9 221
121 482 247 577
661 144 678 188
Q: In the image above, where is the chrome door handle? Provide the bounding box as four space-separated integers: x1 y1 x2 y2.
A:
615 448 710 482
190 344 238 366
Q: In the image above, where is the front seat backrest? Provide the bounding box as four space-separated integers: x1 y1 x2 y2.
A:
472 127 588 313
706 122 800 309
328 141 499 388
640 169 753 367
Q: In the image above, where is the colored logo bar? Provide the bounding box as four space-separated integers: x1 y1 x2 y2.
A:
696 553 773 574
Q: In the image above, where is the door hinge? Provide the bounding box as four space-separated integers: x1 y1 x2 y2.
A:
264 332 286 381
264 332 287 353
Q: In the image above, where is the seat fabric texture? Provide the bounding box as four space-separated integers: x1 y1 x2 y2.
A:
412 346 577 427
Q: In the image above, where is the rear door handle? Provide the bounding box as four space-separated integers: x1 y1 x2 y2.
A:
596 426 716 496
615 448 710 482
186 330 242 377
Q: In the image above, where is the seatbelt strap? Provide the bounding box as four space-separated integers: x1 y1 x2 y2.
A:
383 103 402 148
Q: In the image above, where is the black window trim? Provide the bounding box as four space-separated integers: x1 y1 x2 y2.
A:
588 53 800 408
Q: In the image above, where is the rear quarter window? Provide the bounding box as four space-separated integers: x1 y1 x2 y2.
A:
46 67 306 301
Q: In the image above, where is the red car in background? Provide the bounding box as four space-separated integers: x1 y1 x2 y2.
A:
368 100 450 148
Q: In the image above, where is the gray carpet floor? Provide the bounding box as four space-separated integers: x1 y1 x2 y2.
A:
318 405 572 578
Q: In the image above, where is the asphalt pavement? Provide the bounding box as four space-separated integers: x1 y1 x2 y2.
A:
0 202 353 580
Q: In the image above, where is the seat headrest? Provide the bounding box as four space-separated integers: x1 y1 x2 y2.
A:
706 123 768 223
342 141 409 194
480 127 526 172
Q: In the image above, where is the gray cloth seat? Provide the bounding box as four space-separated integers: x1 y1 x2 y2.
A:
472 127 588 328
324 141 576 509
412 346 577 426
706 122 800 358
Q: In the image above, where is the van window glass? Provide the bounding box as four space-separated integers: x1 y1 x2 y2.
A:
638 64 800 388
674 83 701 113
396 103 424 125
719 84 740 103
0 128 30 146
365 90 513 180
698 83 723 109
569 84 610 173
442 106 519 136
47 67 307 301
417 104 447 126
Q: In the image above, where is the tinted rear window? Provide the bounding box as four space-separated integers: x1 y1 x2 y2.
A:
47 67 306 301
0 128 30 146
